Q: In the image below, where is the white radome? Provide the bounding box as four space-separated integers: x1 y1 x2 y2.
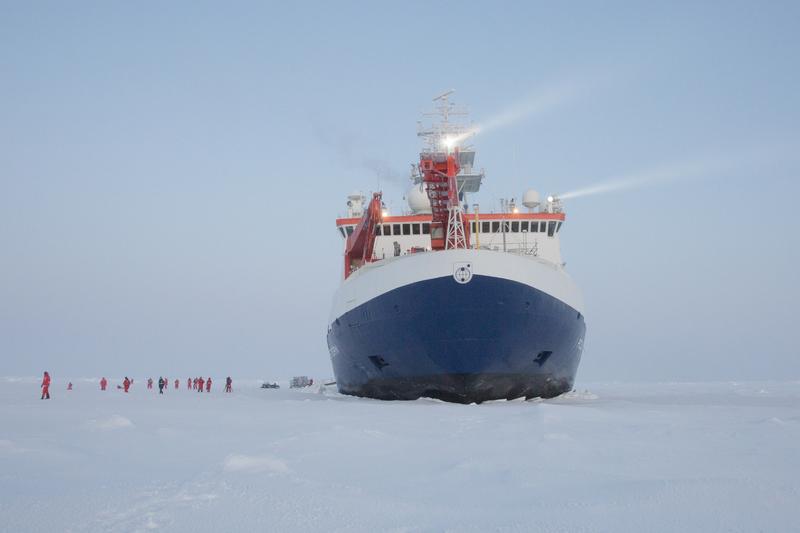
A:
522 189 540 209
407 184 432 214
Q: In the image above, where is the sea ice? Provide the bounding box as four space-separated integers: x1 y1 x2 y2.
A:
0 379 798 532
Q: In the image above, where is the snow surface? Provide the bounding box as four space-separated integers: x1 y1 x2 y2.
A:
1 378 798 532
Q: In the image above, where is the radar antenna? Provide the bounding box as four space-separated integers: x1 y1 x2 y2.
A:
417 89 472 153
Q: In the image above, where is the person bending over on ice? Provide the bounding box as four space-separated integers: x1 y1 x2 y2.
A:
41 371 51 400
123 376 131 393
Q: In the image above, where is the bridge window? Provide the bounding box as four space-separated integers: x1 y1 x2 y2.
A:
412 223 421 235
539 221 547 232
382 224 391 235
491 221 500 233
556 222 562 233
393 224 401 235
422 223 430 234
547 221 556 237
529 221 537 232
346 226 354 236
470 221 476 233
375 225 382 236
511 221 519 232
482 221 490 233
520 221 528 232
338 227 346 238
402 223 411 235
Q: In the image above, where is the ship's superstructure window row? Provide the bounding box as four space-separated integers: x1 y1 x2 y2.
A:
374 223 432 236
469 220 562 234
338 219 562 239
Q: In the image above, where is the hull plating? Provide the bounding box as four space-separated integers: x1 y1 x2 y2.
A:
327 274 586 403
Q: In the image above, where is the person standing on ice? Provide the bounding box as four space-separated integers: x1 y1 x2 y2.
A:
67 382 73 391
41 371 51 400
100 377 108 391
158 376 165 394
205 377 212 393
187 377 191 390
123 376 131 393
225 376 232 393
147 378 153 390
174 378 179 390
198 377 205 392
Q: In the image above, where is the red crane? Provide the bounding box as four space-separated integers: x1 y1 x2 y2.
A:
419 150 470 250
343 192 384 278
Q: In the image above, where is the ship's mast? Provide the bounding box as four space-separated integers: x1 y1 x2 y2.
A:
414 91 484 207
417 91 472 250
417 90 471 154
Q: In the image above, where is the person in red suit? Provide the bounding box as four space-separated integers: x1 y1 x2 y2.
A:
174 378 179 390
100 377 108 391
67 382 73 390
198 377 205 392
187 377 191 390
41 371 51 399
206 377 212 393
123 376 131 393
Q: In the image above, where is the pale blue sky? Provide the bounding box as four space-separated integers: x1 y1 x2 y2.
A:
1 1 798 381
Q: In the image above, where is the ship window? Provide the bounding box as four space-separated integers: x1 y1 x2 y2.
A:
470 221 476 233
412 223 420 235
346 226 355 236
491 221 500 233
556 222 562 233
481 221 490 233
338 227 346 238
422 223 430 234
547 221 556 237
393 224 401 235
511 221 519 232
540 221 547 232
375 225 382 236
521 221 529 232
402 223 411 235
382 224 391 235
529 221 537 233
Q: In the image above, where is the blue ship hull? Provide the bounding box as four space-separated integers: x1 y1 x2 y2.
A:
327 274 586 403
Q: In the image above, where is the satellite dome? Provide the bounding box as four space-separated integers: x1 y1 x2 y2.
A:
522 189 540 209
407 184 432 214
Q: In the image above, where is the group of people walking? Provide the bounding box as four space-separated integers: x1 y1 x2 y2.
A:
146 377 180 394
40 372 234 398
188 376 233 393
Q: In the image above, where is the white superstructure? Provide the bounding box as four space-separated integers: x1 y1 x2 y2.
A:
336 194 567 267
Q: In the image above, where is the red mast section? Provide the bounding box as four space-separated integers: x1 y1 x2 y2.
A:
343 192 383 278
420 150 470 250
